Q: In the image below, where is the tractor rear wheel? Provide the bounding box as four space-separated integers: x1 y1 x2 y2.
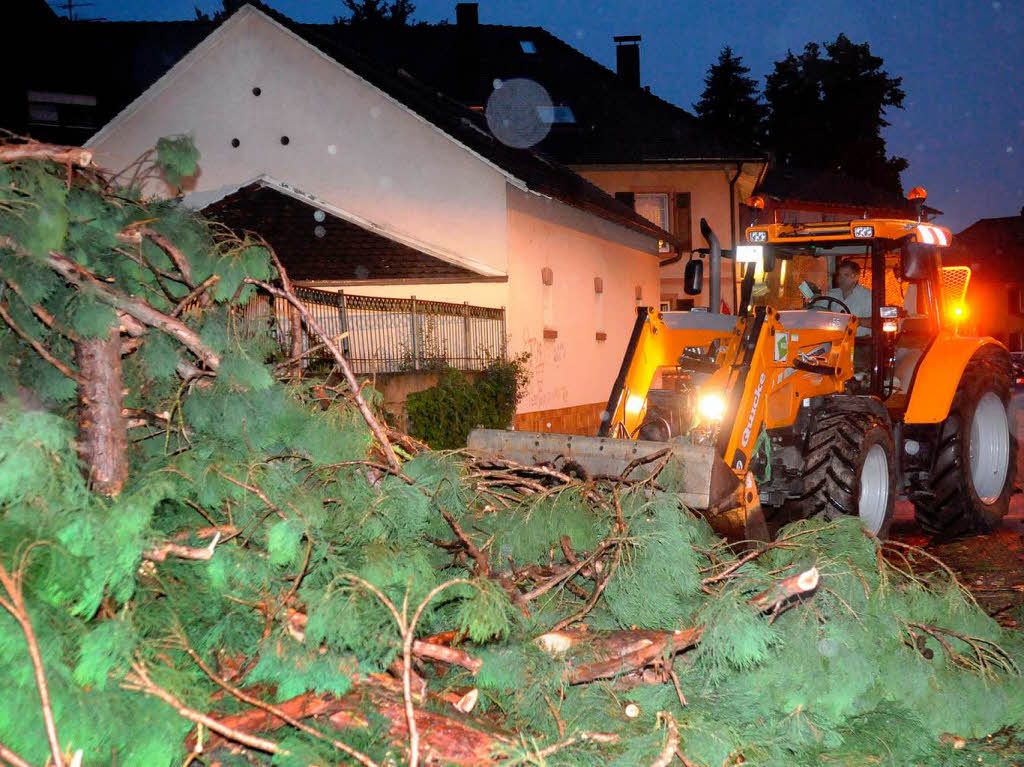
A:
797 410 896 537
913 360 1016 538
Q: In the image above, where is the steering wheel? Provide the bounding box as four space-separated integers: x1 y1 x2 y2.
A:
805 294 852 314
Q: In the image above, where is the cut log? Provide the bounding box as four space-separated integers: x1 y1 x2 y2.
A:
76 327 128 496
194 677 513 766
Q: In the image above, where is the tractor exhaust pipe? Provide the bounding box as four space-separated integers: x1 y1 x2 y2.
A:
701 218 721 314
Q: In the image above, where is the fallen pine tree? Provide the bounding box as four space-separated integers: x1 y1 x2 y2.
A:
1 140 1023 767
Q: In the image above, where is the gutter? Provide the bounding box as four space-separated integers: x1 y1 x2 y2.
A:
729 162 743 311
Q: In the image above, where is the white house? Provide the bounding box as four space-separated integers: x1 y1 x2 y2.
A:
84 4 680 434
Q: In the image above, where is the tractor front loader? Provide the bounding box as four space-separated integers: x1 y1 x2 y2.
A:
470 198 1017 542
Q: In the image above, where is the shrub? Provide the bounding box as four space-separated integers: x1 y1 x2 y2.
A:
405 353 530 448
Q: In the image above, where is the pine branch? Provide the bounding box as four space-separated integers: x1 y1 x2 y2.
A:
0 300 84 384
178 639 379 767
170 275 219 317
245 257 400 472
122 658 280 755
0 554 66 767
44 250 220 370
142 531 222 562
0 266 79 341
0 143 92 168
648 711 680 767
0 739 33 767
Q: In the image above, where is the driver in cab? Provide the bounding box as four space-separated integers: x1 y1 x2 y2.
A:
828 259 872 337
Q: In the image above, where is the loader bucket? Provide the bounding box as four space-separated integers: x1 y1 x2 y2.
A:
467 429 769 542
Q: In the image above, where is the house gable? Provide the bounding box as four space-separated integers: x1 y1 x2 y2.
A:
84 5 518 277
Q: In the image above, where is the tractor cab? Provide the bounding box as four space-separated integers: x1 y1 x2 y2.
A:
738 217 964 413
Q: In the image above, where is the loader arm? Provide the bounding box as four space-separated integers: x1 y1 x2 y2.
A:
599 307 739 438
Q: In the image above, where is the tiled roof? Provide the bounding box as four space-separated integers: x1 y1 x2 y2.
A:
203 182 495 283
28 4 685 250
308 22 765 165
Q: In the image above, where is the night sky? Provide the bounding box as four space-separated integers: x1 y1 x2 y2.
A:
69 0 1024 233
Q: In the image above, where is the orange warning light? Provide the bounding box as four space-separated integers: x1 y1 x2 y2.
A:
907 186 928 201
748 195 766 210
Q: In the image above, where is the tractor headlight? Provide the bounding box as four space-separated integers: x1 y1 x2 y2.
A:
748 230 768 243
852 225 875 238
698 392 727 422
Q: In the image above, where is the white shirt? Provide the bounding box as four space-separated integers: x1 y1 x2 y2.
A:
828 284 872 336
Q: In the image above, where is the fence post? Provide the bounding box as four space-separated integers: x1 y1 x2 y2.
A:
338 290 348 360
463 301 471 369
500 306 507 361
410 295 419 371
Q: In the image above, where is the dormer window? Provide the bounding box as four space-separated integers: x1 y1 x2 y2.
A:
520 40 537 54
537 105 576 124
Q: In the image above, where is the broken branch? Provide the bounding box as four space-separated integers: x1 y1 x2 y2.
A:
0 300 84 384
0 555 66 767
0 143 92 168
142 531 222 562
245 273 400 472
45 250 220 370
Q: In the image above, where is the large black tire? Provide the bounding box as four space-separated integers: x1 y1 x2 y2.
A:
913 359 1017 538
796 409 896 537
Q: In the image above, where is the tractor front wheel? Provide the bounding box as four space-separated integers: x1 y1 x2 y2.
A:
913 360 1016 538
797 410 896 537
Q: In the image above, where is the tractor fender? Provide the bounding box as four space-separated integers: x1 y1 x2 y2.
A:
903 336 1010 424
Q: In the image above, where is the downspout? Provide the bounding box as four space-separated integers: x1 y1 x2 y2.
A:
729 162 743 312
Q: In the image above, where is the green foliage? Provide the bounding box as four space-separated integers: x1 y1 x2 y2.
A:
405 352 530 448
3 141 1024 767
155 135 200 188
764 34 908 194
694 46 766 151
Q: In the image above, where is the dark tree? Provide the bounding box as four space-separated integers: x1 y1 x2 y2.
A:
339 0 415 24
765 34 907 195
694 46 767 152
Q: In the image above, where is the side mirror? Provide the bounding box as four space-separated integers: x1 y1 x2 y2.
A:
902 242 937 280
762 245 776 273
683 259 704 295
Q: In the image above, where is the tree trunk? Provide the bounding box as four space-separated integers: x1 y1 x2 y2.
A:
76 327 127 496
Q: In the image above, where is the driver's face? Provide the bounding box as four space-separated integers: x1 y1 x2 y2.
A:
836 266 859 294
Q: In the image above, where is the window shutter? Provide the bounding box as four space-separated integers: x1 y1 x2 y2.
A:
674 193 692 251
614 192 635 209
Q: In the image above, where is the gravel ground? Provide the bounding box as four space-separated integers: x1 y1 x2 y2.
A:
888 394 1024 627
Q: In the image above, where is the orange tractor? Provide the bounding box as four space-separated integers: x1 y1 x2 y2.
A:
471 196 1016 541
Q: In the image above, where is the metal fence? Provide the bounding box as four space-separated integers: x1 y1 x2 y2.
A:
242 286 506 374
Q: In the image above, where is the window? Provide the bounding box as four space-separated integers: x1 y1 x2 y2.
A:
26 90 96 129
536 105 575 124
520 40 537 54
1010 332 1024 353
674 192 691 252
634 193 671 253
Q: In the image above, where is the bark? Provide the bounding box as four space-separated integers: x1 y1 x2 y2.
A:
0 143 92 167
196 678 512 766
76 326 128 496
46 251 220 370
537 628 704 685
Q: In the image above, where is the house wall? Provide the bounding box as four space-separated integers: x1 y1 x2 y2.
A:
962 280 1024 349
82 6 665 429
84 7 510 278
575 164 763 313
505 185 660 434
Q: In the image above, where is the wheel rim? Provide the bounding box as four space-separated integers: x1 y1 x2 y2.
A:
970 391 1010 503
859 443 890 534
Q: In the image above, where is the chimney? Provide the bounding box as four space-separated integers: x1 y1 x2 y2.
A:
456 3 480 104
614 35 641 89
